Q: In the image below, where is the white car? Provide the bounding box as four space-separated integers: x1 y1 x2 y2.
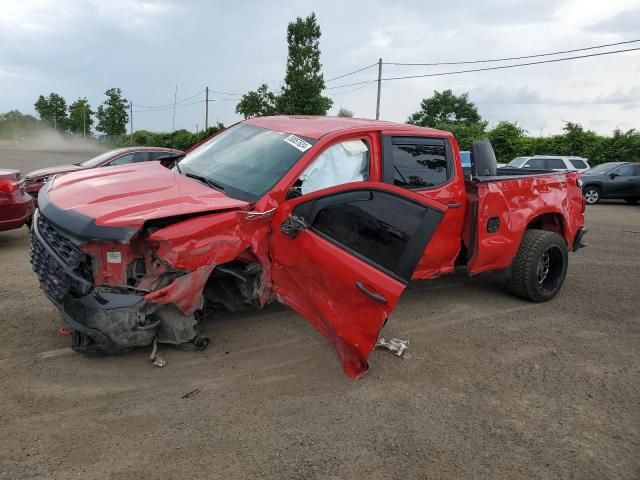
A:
506 156 590 172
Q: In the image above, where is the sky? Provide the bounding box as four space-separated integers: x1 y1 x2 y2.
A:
1 0 639 136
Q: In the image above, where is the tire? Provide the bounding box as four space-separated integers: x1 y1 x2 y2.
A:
505 229 569 303
624 198 639 205
583 186 601 205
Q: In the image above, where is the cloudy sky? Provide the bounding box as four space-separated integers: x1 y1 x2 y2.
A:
1 0 639 135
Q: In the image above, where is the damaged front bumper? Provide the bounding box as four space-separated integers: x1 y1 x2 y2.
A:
31 210 205 355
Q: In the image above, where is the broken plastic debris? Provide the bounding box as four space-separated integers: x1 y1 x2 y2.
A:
149 339 167 367
152 355 167 367
375 338 409 357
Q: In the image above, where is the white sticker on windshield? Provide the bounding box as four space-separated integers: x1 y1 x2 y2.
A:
283 134 312 152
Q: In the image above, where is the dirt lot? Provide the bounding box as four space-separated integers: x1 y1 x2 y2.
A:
1 147 639 480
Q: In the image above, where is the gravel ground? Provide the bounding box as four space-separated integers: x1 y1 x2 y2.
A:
1 147 639 479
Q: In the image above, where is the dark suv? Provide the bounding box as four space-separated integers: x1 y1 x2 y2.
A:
581 162 640 204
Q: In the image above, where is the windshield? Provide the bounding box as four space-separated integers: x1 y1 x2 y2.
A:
583 162 621 175
80 149 128 168
506 157 529 167
178 124 316 201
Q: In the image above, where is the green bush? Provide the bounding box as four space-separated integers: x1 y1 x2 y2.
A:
124 123 225 151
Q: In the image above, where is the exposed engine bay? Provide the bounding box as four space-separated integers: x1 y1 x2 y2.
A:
30 201 271 357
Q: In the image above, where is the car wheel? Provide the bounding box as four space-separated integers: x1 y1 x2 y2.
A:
624 198 639 205
505 229 569 303
583 186 600 205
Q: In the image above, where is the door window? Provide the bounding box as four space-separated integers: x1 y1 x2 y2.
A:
389 137 449 188
545 159 566 169
524 158 545 169
295 189 442 280
295 140 369 196
613 164 634 176
107 153 136 166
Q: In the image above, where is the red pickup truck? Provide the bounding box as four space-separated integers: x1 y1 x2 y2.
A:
31 116 586 378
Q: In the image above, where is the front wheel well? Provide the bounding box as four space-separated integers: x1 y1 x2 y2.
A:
526 213 565 239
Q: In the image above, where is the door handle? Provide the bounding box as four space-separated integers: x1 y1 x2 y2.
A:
355 282 388 304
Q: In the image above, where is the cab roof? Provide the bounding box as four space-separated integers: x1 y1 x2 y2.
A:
244 115 451 140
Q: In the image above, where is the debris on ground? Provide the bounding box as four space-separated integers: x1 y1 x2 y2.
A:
375 338 409 357
182 388 201 399
149 339 167 367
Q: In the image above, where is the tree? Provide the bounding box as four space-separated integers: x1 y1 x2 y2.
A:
236 84 278 119
275 13 333 115
0 110 41 140
337 107 354 118
96 88 129 136
68 98 94 136
407 89 484 128
488 121 526 163
34 93 68 131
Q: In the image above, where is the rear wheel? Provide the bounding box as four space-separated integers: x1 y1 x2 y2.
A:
583 186 600 205
505 229 569 302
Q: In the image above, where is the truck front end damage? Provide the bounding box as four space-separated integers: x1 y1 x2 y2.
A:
30 169 270 356
30 210 212 354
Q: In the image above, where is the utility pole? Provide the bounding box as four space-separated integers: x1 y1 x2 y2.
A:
375 58 382 120
171 85 178 132
205 86 209 130
129 103 133 142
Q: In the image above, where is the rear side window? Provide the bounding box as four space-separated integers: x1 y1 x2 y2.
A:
569 159 587 169
545 159 566 169
389 137 449 189
311 190 426 277
634 165 640 176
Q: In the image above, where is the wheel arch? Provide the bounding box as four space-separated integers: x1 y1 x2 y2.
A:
525 211 566 241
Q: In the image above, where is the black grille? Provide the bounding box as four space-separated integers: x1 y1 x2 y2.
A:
36 214 83 268
31 214 92 303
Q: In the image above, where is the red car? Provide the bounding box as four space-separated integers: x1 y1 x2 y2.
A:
0 170 34 232
30 116 586 378
23 146 183 204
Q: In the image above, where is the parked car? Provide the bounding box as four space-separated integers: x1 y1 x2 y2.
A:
505 155 590 172
30 116 586 379
0 170 34 232
581 162 640 204
22 147 184 204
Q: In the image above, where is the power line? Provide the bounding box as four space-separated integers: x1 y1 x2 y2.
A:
207 89 243 96
325 46 640 89
383 38 640 66
133 89 205 109
325 62 378 82
133 97 239 113
326 82 376 96
134 100 205 113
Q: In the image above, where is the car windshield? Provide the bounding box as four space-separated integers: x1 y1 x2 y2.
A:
506 157 529 167
79 149 128 168
584 163 621 175
178 124 316 201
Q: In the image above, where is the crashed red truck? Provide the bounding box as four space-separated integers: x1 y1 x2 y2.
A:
30 116 587 379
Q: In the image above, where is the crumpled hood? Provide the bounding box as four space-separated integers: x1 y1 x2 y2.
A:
42 162 249 232
26 164 84 180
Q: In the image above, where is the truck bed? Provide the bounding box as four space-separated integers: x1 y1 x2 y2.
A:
463 169 585 275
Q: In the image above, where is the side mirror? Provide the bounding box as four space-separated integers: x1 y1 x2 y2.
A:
609 172 620 179
280 215 308 239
